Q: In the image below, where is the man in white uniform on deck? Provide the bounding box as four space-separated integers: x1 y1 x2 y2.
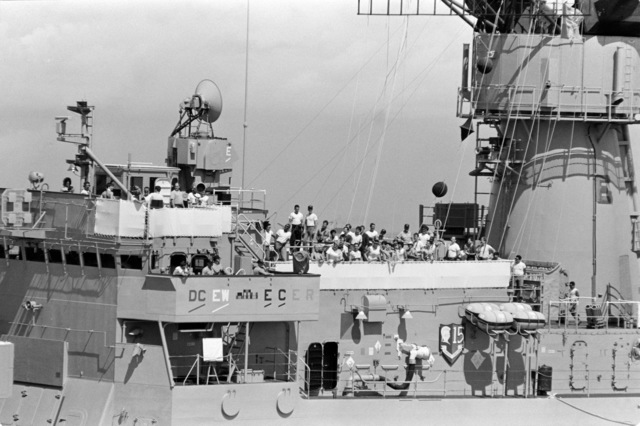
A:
445 237 461 260
365 223 379 240
263 221 275 261
568 281 580 323
397 224 412 249
148 185 164 209
304 205 318 248
418 224 432 245
80 181 91 196
476 237 495 260
511 255 526 301
170 183 185 208
275 224 292 261
289 205 304 248
394 335 434 381
325 241 343 263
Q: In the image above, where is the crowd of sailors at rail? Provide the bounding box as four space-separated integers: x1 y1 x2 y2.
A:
264 204 503 264
61 180 523 280
62 178 214 208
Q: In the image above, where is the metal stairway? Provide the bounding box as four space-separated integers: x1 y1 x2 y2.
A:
233 213 265 261
224 322 252 383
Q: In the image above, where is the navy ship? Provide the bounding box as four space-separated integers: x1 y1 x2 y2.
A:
2 1 640 424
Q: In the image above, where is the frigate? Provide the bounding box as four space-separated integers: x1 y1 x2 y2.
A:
1 1 640 424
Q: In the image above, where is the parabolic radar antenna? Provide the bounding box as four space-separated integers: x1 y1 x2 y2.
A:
193 79 223 124
171 79 223 137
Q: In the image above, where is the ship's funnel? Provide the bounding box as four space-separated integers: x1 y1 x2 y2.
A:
193 79 223 124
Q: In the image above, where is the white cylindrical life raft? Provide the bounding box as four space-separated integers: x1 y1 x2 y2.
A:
511 310 546 331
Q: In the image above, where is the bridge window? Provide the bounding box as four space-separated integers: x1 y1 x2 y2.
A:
83 252 99 267
130 176 143 192
65 251 81 266
48 249 63 263
170 253 187 272
100 253 116 269
25 246 46 262
8 246 20 259
120 255 143 270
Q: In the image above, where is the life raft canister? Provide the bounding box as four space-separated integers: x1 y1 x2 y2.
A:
477 310 514 331
465 302 500 323
499 302 532 314
511 310 546 331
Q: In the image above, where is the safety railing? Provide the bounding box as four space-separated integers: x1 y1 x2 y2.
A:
348 369 449 398
277 242 508 263
546 299 640 330
234 213 265 261
315 365 640 399
458 85 640 122
212 188 266 211
169 350 298 386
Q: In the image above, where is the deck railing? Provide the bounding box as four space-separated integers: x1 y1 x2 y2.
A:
168 350 298 386
317 365 640 399
546 298 640 330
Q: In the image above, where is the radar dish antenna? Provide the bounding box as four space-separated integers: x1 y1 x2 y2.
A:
170 79 223 137
193 79 223 124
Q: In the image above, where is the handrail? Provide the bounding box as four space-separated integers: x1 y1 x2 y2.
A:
460 84 640 122
169 350 299 386
348 369 447 398
546 299 640 330
235 213 265 260
212 188 266 211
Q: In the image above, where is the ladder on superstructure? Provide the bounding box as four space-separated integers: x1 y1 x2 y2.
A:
223 322 252 383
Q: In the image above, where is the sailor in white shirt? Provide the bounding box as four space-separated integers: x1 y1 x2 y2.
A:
305 205 318 246
325 241 343 263
446 237 461 260
418 224 432 245
147 185 165 209
173 260 191 276
568 281 580 322
187 186 197 207
275 224 292 261
288 205 304 247
263 221 275 260
511 255 526 301
80 181 91 196
365 223 379 240
476 237 495 260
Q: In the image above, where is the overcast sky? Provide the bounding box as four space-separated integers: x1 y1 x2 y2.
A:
0 0 481 234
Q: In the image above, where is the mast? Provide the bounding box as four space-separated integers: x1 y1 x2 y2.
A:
241 0 251 189
360 0 640 299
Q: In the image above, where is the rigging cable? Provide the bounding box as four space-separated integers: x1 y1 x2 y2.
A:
363 13 411 224
247 23 407 188
500 26 576 255
462 0 506 236
277 20 452 220
484 9 537 245
508 17 569 253
314 28 467 222
346 17 426 223
550 120 577 259
307 28 468 223
333 20 370 223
